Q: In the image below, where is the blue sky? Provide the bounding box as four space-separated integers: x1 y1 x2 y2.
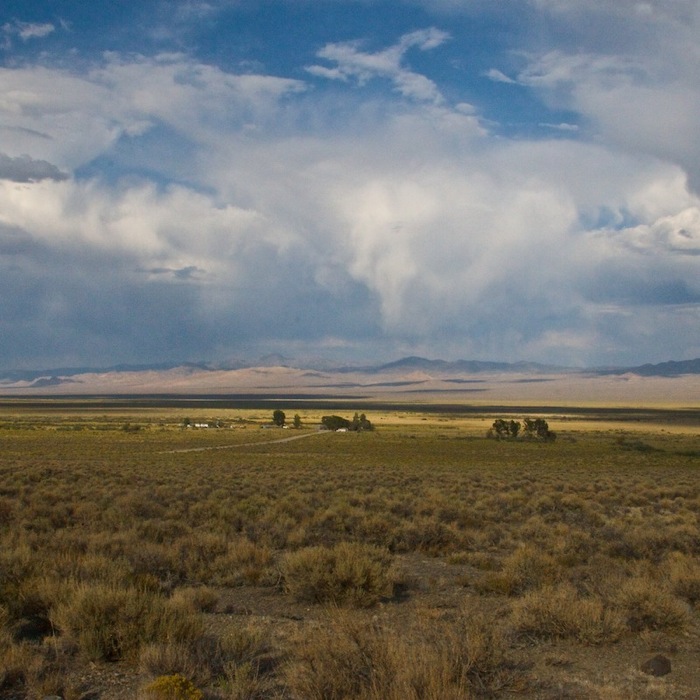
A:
1 0 699 369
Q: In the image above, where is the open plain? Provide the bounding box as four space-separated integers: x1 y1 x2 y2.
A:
0 389 699 699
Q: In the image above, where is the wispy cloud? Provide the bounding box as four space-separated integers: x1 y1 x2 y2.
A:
2 20 55 49
539 122 579 131
484 68 516 84
307 28 450 103
3 19 55 40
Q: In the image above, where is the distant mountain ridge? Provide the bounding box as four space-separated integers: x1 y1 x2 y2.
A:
595 358 700 377
1 355 700 385
0 362 211 384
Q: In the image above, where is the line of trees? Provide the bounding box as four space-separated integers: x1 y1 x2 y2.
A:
488 417 556 442
272 410 373 432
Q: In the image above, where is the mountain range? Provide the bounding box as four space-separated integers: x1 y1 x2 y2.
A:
2 356 700 386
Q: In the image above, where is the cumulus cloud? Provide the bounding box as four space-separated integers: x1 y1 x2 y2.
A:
605 207 700 257
3 45 699 366
516 0 700 193
307 28 450 103
1 11 700 367
0 54 306 172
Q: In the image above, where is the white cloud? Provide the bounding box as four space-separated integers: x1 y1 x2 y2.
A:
17 22 55 40
516 0 700 192
0 54 306 171
0 178 268 275
484 68 516 84
519 50 700 193
539 122 578 131
1 14 700 366
596 207 700 257
307 28 450 103
2 20 55 44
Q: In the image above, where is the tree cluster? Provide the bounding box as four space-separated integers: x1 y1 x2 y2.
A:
490 419 521 439
271 410 303 428
321 413 374 432
487 417 556 442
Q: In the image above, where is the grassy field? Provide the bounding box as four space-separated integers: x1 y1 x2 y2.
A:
0 401 698 699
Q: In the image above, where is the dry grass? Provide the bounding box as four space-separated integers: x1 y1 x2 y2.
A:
511 582 626 644
0 403 698 698
284 607 529 699
280 542 397 607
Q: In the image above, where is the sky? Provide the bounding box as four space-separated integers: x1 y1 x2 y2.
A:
1 0 699 370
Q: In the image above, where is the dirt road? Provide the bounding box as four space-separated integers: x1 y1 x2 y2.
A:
162 429 331 454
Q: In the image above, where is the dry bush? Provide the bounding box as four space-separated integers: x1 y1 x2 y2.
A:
140 642 207 684
475 545 561 596
215 660 275 700
284 614 421 700
125 540 181 588
511 583 625 644
52 550 134 586
665 552 700 607
217 624 270 668
0 605 11 647
612 576 691 633
281 542 397 607
3 574 67 644
0 634 80 700
178 532 230 582
441 611 531 696
0 639 35 697
210 538 275 586
170 586 219 613
615 521 700 562
51 583 204 662
0 542 37 619
447 551 498 571
390 518 456 554
284 608 529 699
140 620 271 693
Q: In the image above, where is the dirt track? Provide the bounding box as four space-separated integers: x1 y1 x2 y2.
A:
161 429 331 454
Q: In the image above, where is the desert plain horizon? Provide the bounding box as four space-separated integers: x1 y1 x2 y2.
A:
2 361 700 410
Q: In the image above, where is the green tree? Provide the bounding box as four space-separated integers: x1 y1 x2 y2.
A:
293 414 302 429
488 419 522 439
321 415 351 431
358 413 373 431
523 417 556 441
272 409 286 427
